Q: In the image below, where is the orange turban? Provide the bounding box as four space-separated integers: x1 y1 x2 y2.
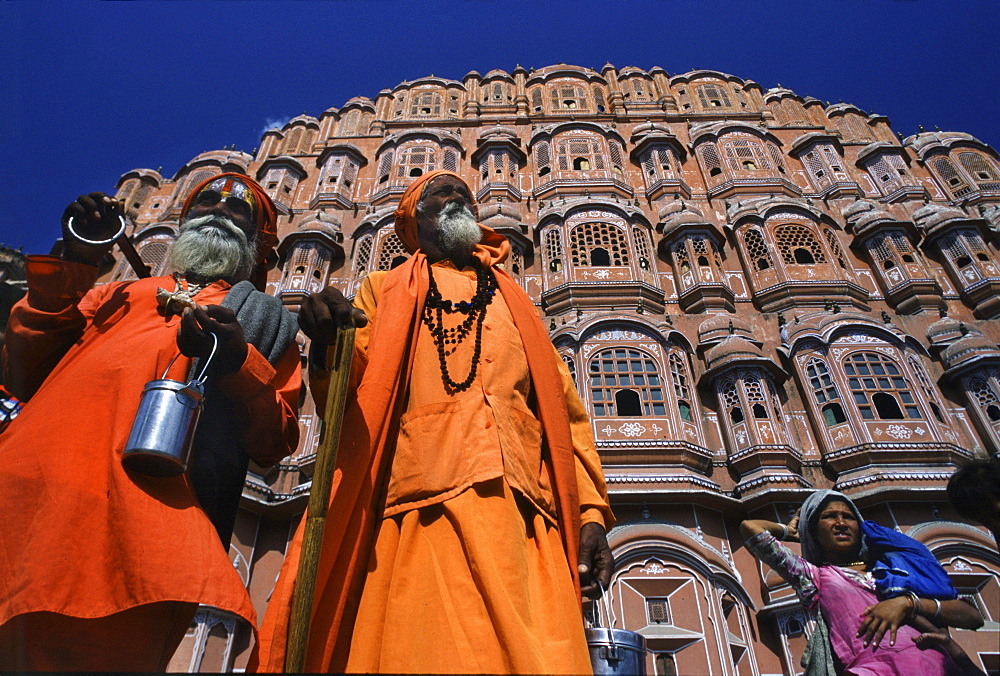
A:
180 172 278 265
393 169 510 267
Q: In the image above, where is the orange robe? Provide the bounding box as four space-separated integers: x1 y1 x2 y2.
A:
0 257 300 668
264 262 613 673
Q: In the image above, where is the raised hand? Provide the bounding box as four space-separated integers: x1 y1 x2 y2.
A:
61 192 123 265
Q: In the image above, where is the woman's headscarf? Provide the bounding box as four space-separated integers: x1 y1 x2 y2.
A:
799 489 868 565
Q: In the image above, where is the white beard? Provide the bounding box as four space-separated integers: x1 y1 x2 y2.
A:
435 202 482 258
169 214 256 281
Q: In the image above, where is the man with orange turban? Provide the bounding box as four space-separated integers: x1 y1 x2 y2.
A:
0 174 301 670
254 170 614 673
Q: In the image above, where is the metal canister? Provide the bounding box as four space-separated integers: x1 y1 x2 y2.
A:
585 627 647 676
122 334 216 477
586 582 648 676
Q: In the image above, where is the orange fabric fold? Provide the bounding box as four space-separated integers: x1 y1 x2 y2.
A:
253 174 583 672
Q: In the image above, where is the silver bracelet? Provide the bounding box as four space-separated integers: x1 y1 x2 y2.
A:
932 598 942 621
778 524 789 540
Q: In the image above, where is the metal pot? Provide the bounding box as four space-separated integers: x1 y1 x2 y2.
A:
122 334 216 477
586 627 647 676
586 582 648 675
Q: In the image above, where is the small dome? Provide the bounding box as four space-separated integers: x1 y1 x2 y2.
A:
912 203 969 234
705 335 765 371
658 200 712 240
478 125 519 140
942 333 1000 371
698 314 754 347
926 315 969 349
842 199 894 233
631 121 672 138
286 114 319 127
480 203 523 231
298 210 342 233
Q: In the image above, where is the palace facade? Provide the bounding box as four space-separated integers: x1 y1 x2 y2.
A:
102 64 1000 674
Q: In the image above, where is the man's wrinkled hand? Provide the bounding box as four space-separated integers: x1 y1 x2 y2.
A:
857 595 911 649
177 305 248 375
61 192 122 265
578 522 614 600
298 286 368 345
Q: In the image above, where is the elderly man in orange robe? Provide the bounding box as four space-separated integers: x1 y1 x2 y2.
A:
254 169 614 673
0 174 301 670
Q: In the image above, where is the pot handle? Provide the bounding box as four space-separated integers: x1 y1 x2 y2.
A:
159 332 218 384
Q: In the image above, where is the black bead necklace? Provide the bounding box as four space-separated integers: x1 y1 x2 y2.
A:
421 263 498 392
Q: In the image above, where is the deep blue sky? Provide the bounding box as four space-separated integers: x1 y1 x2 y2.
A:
2 0 998 256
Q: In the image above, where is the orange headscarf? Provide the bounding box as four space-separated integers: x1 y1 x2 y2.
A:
253 172 584 672
180 173 278 289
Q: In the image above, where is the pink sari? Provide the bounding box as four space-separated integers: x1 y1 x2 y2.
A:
747 532 959 675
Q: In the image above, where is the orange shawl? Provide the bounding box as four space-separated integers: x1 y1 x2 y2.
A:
253 171 581 671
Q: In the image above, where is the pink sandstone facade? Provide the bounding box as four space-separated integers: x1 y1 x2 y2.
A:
101 64 999 674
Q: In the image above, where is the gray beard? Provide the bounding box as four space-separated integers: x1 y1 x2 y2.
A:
169 214 256 282
435 202 482 259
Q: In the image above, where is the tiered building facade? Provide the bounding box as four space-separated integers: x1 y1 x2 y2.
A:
101 64 1000 674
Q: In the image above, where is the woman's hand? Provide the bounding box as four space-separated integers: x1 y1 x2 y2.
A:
857 596 912 648
785 508 802 542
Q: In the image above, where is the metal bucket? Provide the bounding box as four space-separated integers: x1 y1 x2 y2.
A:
586 627 647 676
122 334 216 477
587 582 648 675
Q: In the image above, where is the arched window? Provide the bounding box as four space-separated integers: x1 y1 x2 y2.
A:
550 84 588 111
397 145 437 179
824 229 852 271
375 232 409 271
544 229 563 273
589 347 665 417
806 358 846 426
968 375 1000 425
958 152 1000 183
634 227 653 272
138 240 170 277
721 137 773 173
410 91 442 117
570 222 630 267
721 379 744 424
743 228 774 271
557 136 605 172
775 224 826 265
284 129 302 155
844 352 921 420
699 144 723 178
641 146 675 182
535 140 551 177
593 87 607 113
668 352 694 422
353 234 373 279
908 355 947 425
932 157 971 195
561 352 578 392
940 230 993 272
377 150 394 184
697 84 731 108
530 88 543 112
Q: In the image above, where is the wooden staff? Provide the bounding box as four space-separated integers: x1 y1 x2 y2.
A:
285 325 356 673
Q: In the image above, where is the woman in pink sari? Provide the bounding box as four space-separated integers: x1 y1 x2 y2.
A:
741 490 983 675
